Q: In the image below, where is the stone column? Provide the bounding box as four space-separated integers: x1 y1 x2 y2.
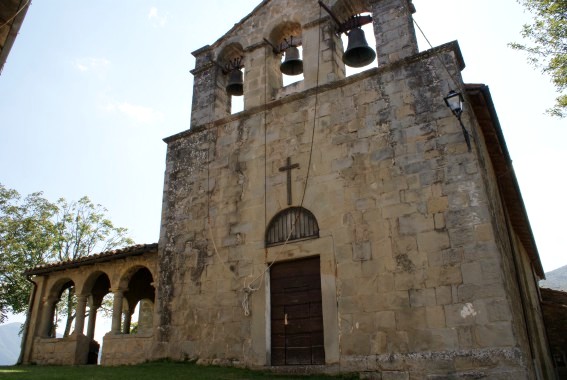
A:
370 0 418 66
86 297 98 339
39 296 57 338
110 289 124 334
303 19 346 89
190 46 231 127
73 295 88 336
138 299 154 334
122 308 132 334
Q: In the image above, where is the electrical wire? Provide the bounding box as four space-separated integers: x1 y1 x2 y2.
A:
218 2 477 317
411 10 475 150
413 17 462 92
240 5 324 316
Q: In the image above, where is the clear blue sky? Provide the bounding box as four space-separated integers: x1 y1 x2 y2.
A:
1 0 565 283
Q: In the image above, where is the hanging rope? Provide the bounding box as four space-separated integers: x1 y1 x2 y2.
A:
240 5 325 317
412 18 462 93
0 0 30 29
406 1 474 148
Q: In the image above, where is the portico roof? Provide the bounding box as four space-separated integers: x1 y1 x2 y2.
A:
25 243 158 276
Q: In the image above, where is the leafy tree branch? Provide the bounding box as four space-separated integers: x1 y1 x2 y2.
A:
0 183 134 327
510 0 567 117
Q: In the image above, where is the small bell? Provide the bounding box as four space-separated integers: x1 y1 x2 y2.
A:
226 68 244 96
343 27 376 68
280 46 303 76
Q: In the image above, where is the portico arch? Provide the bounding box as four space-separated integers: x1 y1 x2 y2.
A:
79 271 111 338
22 244 158 366
116 266 155 335
40 278 75 338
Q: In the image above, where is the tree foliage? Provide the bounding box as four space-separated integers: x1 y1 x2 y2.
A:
0 185 57 323
0 184 134 326
510 0 567 117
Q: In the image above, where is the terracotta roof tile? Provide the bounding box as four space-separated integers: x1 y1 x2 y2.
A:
25 243 158 276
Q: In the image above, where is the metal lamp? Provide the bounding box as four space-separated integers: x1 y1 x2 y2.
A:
444 90 471 152
444 90 464 118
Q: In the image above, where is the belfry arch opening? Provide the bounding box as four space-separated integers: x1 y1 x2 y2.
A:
269 21 305 87
282 45 304 86
219 43 245 115
340 12 377 77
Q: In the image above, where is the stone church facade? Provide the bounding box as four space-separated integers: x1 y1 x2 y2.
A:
20 0 557 378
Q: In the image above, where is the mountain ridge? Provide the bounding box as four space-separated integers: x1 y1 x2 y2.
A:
0 323 22 366
540 264 567 291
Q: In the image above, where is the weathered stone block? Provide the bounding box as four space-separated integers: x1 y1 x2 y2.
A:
433 213 446 230
474 322 516 347
417 231 450 253
427 197 449 214
426 306 447 329
398 213 434 235
425 265 463 288
353 240 373 261
382 371 409 380
409 288 436 308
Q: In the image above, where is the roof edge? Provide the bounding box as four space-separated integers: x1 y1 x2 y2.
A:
466 83 545 278
25 243 159 276
0 0 31 74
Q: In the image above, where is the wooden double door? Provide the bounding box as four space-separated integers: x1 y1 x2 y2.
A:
270 257 325 365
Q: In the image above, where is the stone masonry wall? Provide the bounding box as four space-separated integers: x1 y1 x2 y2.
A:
31 335 90 366
102 334 153 366
155 41 534 378
471 92 554 378
541 288 567 377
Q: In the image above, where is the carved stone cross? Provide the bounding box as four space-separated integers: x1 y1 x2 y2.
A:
279 157 300 205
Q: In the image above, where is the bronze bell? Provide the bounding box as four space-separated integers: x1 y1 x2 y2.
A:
226 68 244 96
280 46 303 76
343 27 376 68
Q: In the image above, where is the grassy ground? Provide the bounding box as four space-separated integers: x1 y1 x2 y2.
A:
0 361 357 380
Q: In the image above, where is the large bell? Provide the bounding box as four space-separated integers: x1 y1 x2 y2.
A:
226 68 244 96
342 27 376 68
280 46 303 76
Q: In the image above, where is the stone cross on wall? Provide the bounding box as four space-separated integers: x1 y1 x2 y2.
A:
279 157 300 205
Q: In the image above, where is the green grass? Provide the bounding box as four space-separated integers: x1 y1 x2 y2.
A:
0 361 356 380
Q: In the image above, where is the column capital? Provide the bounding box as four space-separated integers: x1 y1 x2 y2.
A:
42 296 59 304
109 287 127 294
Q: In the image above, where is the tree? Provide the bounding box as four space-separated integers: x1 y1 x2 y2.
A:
51 196 134 336
0 185 57 323
510 0 567 117
0 184 134 331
